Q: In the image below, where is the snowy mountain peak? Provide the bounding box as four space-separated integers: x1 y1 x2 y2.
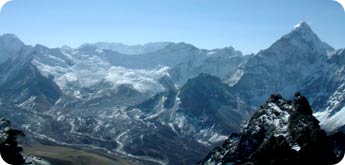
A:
265 21 334 56
283 21 333 51
293 21 311 30
286 21 320 42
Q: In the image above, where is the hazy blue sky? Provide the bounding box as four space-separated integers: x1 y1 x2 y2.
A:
0 0 344 54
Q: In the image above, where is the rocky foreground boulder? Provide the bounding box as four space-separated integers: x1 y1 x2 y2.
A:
200 93 345 165
0 118 25 164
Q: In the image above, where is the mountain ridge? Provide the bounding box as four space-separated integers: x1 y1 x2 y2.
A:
0 21 345 164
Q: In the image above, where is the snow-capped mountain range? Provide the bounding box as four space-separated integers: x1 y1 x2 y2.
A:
0 21 344 164
79 42 171 55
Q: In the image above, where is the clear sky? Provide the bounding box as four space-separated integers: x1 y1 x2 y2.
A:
0 0 344 54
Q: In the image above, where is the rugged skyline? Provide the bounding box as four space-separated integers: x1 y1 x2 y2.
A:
0 0 345 54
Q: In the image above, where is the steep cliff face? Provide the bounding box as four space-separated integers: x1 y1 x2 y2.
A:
201 93 345 165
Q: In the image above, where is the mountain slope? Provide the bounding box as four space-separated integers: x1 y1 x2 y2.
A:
121 73 254 164
226 22 334 106
0 34 25 64
223 22 345 132
170 46 247 85
133 73 253 143
178 73 252 133
0 43 62 108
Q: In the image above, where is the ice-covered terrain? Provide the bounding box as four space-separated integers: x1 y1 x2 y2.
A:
0 33 249 164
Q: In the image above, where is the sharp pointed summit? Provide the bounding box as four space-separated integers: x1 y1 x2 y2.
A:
293 21 312 30
267 21 334 55
287 21 321 42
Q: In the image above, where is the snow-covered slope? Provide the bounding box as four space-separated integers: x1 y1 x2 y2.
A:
29 44 174 105
170 46 247 85
313 48 345 131
77 42 247 85
26 40 248 106
74 42 203 69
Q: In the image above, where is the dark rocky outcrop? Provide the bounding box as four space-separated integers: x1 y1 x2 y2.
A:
178 73 253 133
0 118 25 165
200 93 345 165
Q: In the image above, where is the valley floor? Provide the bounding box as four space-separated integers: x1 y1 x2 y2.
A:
22 144 133 165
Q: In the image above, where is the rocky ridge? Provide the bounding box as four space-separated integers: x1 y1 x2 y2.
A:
201 93 345 165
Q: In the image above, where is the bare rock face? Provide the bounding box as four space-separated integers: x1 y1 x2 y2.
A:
201 93 345 165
